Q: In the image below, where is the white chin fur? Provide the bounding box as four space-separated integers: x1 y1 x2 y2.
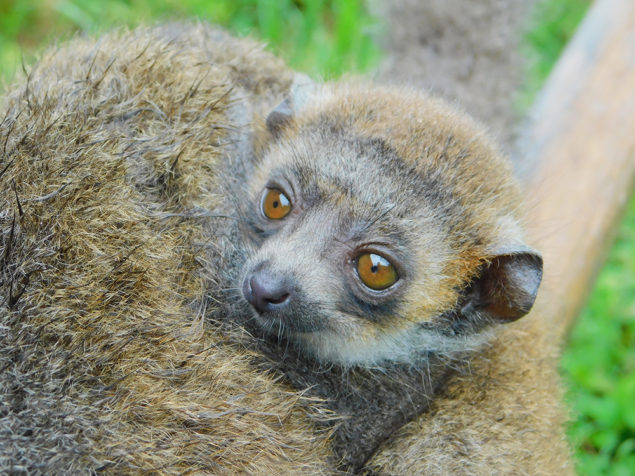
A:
293 325 493 368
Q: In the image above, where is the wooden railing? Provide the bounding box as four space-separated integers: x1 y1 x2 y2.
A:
521 0 635 339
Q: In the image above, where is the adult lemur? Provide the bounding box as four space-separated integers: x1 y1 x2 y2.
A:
0 20 570 475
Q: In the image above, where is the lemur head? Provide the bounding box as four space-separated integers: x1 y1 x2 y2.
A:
238 76 542 367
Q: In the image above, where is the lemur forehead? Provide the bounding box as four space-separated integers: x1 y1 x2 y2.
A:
276 128 418 190
274 130 461 225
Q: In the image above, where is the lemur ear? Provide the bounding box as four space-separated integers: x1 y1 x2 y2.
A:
266 73 317 137
468 251 543 322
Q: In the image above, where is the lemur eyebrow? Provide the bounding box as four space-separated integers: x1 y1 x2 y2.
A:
356 203 398 236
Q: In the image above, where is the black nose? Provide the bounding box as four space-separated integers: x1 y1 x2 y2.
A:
242 269 293 314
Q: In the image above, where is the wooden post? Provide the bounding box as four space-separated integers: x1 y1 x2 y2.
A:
521 0 635 338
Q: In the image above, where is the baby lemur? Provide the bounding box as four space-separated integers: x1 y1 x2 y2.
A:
210 74 542 469
232 78 542 366
1 23 543 473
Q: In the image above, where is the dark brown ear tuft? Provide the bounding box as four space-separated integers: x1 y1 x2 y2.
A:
265 99 293 138
266 73 316 138
476 252 543 322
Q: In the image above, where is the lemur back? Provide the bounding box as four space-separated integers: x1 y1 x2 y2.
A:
0 24 335 474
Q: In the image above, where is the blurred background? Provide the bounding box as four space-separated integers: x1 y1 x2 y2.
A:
0 0 632 474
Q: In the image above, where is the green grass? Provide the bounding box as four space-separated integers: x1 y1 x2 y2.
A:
1 1 633 474
560 197 635 476
0 0 378 84
518 0 591 109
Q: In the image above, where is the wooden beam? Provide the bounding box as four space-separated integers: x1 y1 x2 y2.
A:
521 0 635 338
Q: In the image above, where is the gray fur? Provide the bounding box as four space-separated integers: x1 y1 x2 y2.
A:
373 0 537 151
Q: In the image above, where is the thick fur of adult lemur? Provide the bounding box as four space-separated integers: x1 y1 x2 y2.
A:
1 23 571 475
0 24 335 474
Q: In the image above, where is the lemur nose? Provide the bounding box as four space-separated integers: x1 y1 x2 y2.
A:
243 269 292 313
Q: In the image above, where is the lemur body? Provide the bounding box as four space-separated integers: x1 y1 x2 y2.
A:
0 23 561 474
212 77 542 469
0 24 334 474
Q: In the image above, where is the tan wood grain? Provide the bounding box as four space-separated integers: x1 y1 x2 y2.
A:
522 0 635 339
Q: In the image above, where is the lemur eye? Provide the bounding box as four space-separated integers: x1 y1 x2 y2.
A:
262 188 292 220
356 253 398 291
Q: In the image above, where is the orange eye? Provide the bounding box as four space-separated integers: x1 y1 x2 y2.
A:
262 188 292 220
356 253 398 291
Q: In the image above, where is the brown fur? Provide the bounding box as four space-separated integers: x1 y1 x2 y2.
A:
0 22 571 475
0 24 335 474
367 314 573 475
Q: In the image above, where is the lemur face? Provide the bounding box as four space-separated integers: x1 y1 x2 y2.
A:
242 132 421 326
237 82 542 367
